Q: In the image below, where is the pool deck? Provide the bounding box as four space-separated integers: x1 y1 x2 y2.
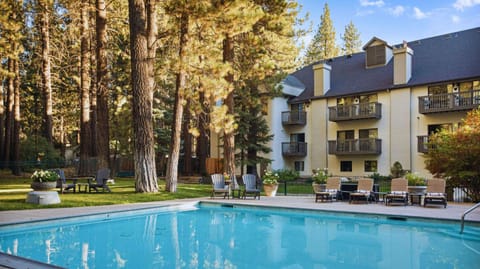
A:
1 196 480 226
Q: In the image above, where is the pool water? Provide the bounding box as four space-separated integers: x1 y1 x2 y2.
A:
0 203 479 269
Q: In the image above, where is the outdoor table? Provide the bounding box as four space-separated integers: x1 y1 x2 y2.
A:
409 193 424 206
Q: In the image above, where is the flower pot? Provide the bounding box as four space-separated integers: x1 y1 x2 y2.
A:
263 184 278 197
408 185 427 205
408 185 427 194
31 181 57 191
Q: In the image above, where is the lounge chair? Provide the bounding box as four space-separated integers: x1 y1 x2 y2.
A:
88 168 112 192
242 174 260 200
349 178 374 204
424 178 447 208
385 178 408 206
315 177 341 202
211 173 229 199
52 169 76 194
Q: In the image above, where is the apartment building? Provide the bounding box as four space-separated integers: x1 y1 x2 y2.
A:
267 27 480 178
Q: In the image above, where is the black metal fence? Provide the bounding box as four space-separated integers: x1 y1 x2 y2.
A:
273 178 471 202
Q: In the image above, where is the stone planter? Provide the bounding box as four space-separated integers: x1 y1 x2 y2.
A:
31 181 57 191
408 185 427 194
312 183 326 193
263 184 278 197
408 185 427 205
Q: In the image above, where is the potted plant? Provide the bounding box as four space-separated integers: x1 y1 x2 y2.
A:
262 170 279 197
31 170 60 191
406 172 427 193
312 168 328 192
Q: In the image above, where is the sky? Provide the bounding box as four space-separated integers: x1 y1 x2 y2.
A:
296 0 480 51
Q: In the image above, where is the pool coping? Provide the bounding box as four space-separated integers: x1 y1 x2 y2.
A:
1 196 479 226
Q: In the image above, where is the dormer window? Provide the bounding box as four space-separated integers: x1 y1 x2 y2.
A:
363 37 392 68
366 45 386 67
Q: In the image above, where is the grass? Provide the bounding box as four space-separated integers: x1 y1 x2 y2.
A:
0 171 211 211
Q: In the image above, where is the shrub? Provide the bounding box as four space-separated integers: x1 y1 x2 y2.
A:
405 173 426 186
275 169 299 181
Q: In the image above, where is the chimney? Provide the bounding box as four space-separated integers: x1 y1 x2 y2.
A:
393 42 413 85
313 63 331 96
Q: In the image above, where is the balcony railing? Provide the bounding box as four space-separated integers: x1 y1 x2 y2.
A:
328 102 382 121
282 142 307 157
328 138 382 155
282 111 306 125
419 89 480 114
417 135 429 153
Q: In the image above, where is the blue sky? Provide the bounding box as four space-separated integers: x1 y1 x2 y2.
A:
296 0 480 49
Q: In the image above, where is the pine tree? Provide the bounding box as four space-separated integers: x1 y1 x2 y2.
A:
341 21 361 55
128 0 159 192
303 3 339 65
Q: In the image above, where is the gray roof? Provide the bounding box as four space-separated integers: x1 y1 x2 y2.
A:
289 27 480 103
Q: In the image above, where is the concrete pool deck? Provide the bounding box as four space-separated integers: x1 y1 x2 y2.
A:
1 196 479 226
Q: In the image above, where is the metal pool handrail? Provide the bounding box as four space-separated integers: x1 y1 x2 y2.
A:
460 202 480 233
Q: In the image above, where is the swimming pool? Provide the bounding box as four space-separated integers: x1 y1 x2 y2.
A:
0 202 479 268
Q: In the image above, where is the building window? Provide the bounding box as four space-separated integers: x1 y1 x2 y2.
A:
294 161 304 172
366 45 386 67
340 161 352 172
290 133 305 143
364 160 377 172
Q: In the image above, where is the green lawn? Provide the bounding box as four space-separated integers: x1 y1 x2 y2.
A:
0 171 211 211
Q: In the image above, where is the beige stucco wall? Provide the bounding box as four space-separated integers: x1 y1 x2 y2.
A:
389 88 412 172
308 98 328 175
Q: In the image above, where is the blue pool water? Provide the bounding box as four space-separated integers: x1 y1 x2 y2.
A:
0 203 479 269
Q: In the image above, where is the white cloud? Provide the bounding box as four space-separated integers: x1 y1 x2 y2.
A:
356 9 375 16
360 0 385 7
413 7 429 19
451 15 460 23
388 5 405 16
453 0 480 11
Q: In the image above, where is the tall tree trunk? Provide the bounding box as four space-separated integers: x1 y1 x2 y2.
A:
2 57 14 169
196 92 208 176
129 0 158 192
96 0 110 169
0 83 4 164
223 34 237 188
90 12 98 158
12 59 21 175
79 0 92 175
39 0 53 144
182 101 192 175
165 12 189 193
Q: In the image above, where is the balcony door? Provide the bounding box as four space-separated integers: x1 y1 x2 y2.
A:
291 133 305 143
337 130 354 152
359 129 378 151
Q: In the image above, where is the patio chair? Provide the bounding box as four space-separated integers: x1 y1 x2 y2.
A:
349 178 374 204
52 168 76 194
88 168 112 192
385 178 408 206
315 177 341 202
242 174 260 200
424 178 447 208
211 173 229 199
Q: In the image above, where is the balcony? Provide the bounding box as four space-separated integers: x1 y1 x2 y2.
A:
282 142 307 157
282 111 306 125
417 135 429 153
328 139 382 155
329 102 382 122
419 90 480 114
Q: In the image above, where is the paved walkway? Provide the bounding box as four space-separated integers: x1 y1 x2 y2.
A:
1 196 479 226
